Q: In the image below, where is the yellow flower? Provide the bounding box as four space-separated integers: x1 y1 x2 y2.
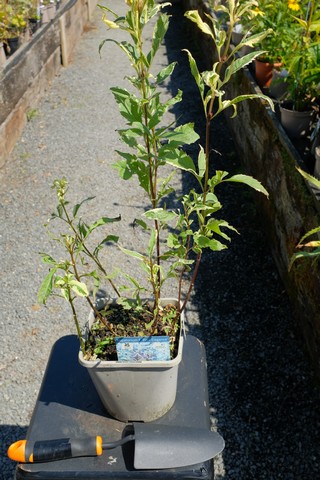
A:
288 0 300 11
251 7 265 17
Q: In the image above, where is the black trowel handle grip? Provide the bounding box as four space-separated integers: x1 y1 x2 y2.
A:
8 436 103 463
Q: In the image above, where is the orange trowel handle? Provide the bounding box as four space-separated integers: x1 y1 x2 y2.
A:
8 436 103 463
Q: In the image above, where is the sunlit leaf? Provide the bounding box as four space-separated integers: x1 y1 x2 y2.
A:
38 268 57 304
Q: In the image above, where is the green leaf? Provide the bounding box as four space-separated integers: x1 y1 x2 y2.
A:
148 13 169 64
87 215 121 235
110 87 142 123
114 154 149 193
183 49 205 102
297 167 320 190
184 10 214 40
39 253 57 265
61 287 70 302
216 94 274 118
197 146 206 179
73 196 95 217
118 124 146 147
70 280 89 297
289 248 320 269
194 234 227 252
144 208 178 222
100 39 139 66
167 232 181 249
298 226 320 246
155 62 177 84
122 273 146 291
161 123 199 146
134 218 149 231
206 219 238 241
93 235 119 256
236 30 272 49
38 267 57 304
147 229 156 258
119 246 145 261
164 149 197 174
223 50 266 85
226 174 269 197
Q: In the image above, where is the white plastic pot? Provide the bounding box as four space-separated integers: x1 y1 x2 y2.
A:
78 298 184 422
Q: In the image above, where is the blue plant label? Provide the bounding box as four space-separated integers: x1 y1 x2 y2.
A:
116 336 170 362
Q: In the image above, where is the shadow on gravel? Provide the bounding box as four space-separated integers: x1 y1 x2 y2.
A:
1 425 28 480
164 3 320 479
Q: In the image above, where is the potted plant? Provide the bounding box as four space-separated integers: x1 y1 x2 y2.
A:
279 1 320 139
40 0 55 23
246 0 298 88
0 5 9 63
38 0 273 422
28 0 41 34
0 0 28 55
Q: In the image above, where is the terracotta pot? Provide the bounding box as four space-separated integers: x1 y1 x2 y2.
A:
255 59 282 89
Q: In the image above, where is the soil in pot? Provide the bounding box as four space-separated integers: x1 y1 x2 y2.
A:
79 299 184 422
84 300 181 361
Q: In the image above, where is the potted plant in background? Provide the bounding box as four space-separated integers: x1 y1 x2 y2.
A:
279 0 320 139
38 0 273 423
0 4 9 64
247 0 298 89
28 0 41 34
0 0 28 55
40 0 56 23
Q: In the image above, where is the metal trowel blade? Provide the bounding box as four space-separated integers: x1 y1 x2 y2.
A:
132 423 225 470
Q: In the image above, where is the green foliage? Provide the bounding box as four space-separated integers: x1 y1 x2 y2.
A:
244 0 299 63
39 0 271 356
38 178 121 354
26 108 39 121
289 168 320 269
281 1 320 111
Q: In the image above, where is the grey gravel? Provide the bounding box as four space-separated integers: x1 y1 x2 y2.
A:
1 1 320 479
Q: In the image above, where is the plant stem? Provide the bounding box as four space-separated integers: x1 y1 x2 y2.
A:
68 241 117 335
181 252 202 313
61 201 121 297
68 287 86 355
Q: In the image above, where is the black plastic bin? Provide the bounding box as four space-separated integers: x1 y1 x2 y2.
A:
15 335 215 480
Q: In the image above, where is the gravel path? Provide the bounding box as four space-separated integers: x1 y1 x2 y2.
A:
1 1 320 479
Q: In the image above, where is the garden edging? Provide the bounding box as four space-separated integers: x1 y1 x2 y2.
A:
0 0 98 169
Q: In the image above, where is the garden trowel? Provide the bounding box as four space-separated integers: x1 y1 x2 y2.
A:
8 423 224 469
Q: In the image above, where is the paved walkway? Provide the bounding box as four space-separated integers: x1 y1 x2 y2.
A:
1 1 320 479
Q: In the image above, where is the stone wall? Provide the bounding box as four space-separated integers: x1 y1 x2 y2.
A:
183 0 320 378
0 0 97 168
